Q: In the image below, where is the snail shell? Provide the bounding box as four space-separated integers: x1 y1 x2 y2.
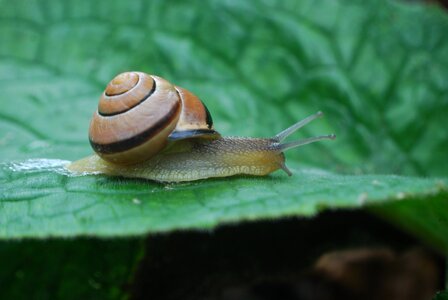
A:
88 72 220 165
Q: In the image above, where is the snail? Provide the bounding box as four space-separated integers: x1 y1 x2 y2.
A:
67 71 335 182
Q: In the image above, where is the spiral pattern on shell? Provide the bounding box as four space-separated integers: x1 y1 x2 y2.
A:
89 72 219 165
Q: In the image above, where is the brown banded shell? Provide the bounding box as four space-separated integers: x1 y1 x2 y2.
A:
169 86 220 140
89 71 220 165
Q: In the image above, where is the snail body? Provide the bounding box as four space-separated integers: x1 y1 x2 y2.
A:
67 72 335 182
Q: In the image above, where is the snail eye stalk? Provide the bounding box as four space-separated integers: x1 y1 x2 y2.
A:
278 134 336 151
272 111 336 151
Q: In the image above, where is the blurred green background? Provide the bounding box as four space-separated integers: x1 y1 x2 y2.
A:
1 0 447 176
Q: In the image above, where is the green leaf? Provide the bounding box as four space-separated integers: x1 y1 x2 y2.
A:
0 0 448 248
0 239 143 300
434 291 448 300
1 161 447 247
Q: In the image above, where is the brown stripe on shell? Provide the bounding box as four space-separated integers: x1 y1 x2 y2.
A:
203 102 214 129
105 72 139 96
98 72 155 116
89 75 182 163
90 100 181 154
168 86 220 140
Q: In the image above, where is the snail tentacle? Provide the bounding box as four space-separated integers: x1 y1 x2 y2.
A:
271 111 335 151
274 111 324 142
277 134 336 152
